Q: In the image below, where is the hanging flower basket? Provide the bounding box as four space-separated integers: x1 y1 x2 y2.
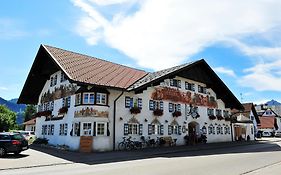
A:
172 111 182 117
209 115 216 120
130 106 141 114
58 106 68 114
225 117 231 121
217 115 224 120
153 109 163 116
35 110 52 117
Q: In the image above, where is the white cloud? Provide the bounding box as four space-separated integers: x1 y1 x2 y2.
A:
0 87 8 91
71 0 281 71
238 60 281 92
0 18 27 39
213 67 236 77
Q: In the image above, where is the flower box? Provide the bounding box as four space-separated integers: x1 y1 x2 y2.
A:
153 109 163 116
130 106 141 114
58 106 68 114
172 111 182 117
225 117 231 121
35 110 52 117
209 115 216 120
217 115 224 120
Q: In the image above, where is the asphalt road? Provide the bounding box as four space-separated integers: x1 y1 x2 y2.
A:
1 138 281 175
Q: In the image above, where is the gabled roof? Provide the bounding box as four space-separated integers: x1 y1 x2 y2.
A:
130 59 243 110
232 103 260 124
18 45 243 110
18 45 147 104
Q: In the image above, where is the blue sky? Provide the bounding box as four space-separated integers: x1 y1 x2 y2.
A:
1 0 281 105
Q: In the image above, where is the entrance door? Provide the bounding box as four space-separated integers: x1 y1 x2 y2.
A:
188 122 199 145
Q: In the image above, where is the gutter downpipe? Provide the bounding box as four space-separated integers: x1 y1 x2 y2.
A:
113 91 124 151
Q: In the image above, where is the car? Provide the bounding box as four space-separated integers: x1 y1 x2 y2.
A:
14 131 35 140
275 131 281 137
262 131 271 137
0 132 29 157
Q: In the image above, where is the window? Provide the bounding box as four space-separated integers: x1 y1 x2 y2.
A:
96 93 107 105
124 123 143 135
82 122 92 136
169 103 174 112
223 110 229 117
152 125 161 135
138 98 142 109
216 109 222 116
217 125 223 135
148 124 163 135
207 108 214 116
50 77 53 87
198 85 207 94
128 123 138 135
224 125 230 134
63 96 71 107
170 79 181 88
53 75 57 86
42 125 47 135
59 123 68 136
149 100 163 110
168 125 181 135
185 82 195 91
96 122 106 136
50 101 54 111
125 97 133 108
208 124 215 135
75 93 81 105
60 72 67 82
73 122 80 136
83 93 95 104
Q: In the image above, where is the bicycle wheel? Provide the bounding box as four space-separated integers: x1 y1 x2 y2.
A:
118 142 126 151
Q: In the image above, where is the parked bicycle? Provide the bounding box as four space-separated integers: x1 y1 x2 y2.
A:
118 136 142 151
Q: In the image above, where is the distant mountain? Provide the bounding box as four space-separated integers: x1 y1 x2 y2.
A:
0 97 26 113
266 100 281 106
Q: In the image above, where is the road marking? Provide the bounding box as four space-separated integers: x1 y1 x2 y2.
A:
241 160 281 174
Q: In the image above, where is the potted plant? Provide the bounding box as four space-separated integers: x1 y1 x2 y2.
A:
35 110 52 117
130 106 141 114
217 115 224 120
153 109 163 116
172 111 182 117
58 106 68 114
209 115 216 120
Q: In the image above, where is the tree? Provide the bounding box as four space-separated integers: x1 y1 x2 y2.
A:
24 105 36 122
0 105 16 132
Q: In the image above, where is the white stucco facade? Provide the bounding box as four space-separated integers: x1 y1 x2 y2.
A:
34 70 235 152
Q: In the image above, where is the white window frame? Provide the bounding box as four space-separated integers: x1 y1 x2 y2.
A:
96 122 107 136
128 123 138 135
75 93 81 105
96 93 107 105
152 124 160 135
82 122 93 136
83 93 95 104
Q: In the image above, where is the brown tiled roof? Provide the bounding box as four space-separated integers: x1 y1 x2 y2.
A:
22 118 36 125
43 45 147 89
258 117 275 129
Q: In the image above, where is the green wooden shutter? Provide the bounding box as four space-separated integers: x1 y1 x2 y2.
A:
93 122 96 136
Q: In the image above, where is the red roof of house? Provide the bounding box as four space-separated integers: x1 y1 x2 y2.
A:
258 116 275 129
22 118 36 125
44 45 148 89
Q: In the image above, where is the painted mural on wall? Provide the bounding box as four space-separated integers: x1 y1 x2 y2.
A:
151 87 217 108
74 107 109 118
41 84 77 103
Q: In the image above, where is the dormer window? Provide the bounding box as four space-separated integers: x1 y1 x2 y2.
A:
83 93 95 104
96 93 107 105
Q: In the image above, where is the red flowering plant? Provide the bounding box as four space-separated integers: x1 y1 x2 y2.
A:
217 115 224 120
172 111 182 117
153 109 163 116
58 106 68 114
209 115 216 120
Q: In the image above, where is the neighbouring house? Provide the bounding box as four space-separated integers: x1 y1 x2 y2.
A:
231 103 260 141
22 118 36 131
255 106 281 135
18 44 243 152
